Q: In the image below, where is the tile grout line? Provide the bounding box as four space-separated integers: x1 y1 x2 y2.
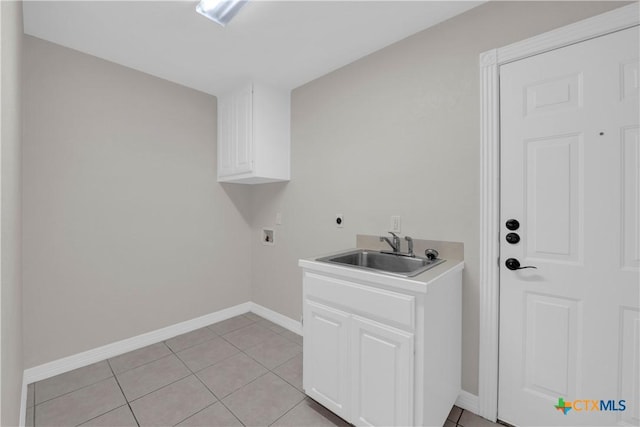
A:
165 330 221 355
232 316 305 425
270 349 302 371
165 325 243 374
113 331 232 379
169 401 239 427
218 368 272 400
114 347 193 405
270 367 303 393
116 352 188 387
166 312 261 353
32 371 115 407
169 333 247 427
250 332 302 392
109 342 174 376
216 317 302 371
177 342 242 374
184 372 248 427
456 408 464 426
167 315 267 363
234 332 305 427
106 359 141 427
208 336 300 407
207 314 257 336
73 404 131 427
267 394 307 426
239 342 301 373
125 370 192 404
257 318 303 343
212 369 284 427
107 318 252 400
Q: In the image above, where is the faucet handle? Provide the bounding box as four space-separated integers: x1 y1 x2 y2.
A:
404 236 415 257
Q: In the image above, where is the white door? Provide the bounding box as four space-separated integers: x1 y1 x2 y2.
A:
303 300 350 419
499 26 639 427
350 316 414 427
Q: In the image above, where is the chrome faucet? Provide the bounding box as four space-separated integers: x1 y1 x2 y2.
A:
380 232 401 253
380 232 416 257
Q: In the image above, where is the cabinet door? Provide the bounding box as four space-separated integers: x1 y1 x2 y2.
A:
303 300 350 419
217 96 234 177
350 316 414 427
233 84 253 174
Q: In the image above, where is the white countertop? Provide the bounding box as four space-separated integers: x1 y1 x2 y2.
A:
299 248 464 294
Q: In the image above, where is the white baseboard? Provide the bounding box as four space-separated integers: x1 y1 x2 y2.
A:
19 301 302 416
249 302 302 335
22 301 251 385
456 390 480 415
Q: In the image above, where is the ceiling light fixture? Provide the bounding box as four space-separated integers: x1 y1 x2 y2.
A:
196 0 248 27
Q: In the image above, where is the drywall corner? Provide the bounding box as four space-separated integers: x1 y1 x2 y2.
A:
1 1 24 426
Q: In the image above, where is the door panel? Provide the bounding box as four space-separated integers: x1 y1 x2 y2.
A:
350 316 413 427
234 84 253 174
523 293 580 399
524 73 582 116
525 134 581 261
303 300 349 419
622 126 639 270
621 59 639 100
217 96 234 177
499 26 639 426
619 308 639 426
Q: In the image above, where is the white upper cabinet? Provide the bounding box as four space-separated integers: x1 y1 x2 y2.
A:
217 82 290 184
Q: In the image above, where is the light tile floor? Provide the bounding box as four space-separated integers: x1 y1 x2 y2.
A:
26 313 502 427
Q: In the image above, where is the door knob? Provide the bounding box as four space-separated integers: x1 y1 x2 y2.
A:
505 258 537 271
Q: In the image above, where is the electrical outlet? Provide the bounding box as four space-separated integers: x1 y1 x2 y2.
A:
336 214 344 228
390 215 401 233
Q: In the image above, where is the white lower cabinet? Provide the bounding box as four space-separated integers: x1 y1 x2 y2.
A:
301 265 462 427
303 272 417 426
304 300 414 425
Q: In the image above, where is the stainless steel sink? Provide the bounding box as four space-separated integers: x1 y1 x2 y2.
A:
317 249 445 277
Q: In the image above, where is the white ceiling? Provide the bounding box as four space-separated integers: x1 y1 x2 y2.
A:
23 1 484 96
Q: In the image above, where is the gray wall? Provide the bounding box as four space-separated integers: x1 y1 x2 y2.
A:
1 1 23 425
249 1 627 395
22 36 252 368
